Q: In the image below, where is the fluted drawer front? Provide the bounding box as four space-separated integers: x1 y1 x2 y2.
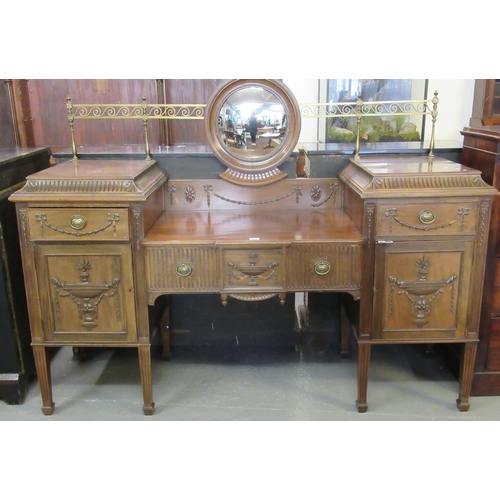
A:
27 208 130 241
145 246 219 291
286 244 363 290
377 201 479 237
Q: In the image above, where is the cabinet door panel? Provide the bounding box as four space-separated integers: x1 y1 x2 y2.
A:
373 241 473 340
35 245 137 343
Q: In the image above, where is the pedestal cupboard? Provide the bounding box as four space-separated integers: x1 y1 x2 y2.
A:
340 155 496 411
10 160 165 414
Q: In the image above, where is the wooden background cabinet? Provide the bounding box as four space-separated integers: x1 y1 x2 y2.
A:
0 147 51 404
470 79 500 127
459 125 500 394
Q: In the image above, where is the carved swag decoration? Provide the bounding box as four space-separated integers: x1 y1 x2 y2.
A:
388 255 457 327
51 260 121 331
228 251 279 286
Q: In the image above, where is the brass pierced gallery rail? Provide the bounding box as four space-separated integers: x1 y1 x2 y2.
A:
66 92 439 161
66 96 206 160
300 91 439 160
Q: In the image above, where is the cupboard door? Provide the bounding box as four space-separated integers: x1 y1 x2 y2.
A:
35 245 137 343
373 240 473 341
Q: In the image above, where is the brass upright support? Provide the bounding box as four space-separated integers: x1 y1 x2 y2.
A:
141 97 151 160
66 96 78 160
354 95 363 161
155 79 168 147
428 91 439 160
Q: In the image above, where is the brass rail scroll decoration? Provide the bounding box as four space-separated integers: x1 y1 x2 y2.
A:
66 97 206 161
388 256 457 328
300 92 439 160
67 91 438 163
51 260 121 331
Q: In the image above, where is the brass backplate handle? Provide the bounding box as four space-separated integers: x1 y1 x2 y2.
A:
69 215 87 230
419 210 436 224
176 263 193 277
314 261 331 276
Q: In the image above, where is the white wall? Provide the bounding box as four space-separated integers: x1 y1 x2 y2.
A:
428 79 475 141
284 79 476 145
283 79 319 144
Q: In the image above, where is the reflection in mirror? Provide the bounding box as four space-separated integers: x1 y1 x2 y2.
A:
205 79 301 186
218 86 287 161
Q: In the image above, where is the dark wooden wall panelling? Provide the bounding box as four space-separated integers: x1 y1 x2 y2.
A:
2 79 225 151
27 79 160 149
164 79 225 145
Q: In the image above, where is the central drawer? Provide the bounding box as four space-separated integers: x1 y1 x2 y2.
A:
222 247 284 292
26 208 130 241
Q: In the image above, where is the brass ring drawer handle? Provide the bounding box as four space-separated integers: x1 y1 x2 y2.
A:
419 210 436 224
176 263 193 277
314 261 331 276
69 215 87 230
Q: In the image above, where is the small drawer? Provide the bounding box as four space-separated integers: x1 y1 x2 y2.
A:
27 208 130 241
376 201 478 238
222 247 284 291
145 245 219 292
286 243 363 290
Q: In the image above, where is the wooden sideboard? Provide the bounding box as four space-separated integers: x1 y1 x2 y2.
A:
9 154 497 414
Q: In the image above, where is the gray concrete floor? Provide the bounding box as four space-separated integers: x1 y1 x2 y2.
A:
2 340 500 421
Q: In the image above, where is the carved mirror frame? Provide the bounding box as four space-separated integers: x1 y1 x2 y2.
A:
205 79 301 186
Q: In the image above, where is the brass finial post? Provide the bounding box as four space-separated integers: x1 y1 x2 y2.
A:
141 97 151 160
428 91 439 160
66 96 78 160
354 95 363 161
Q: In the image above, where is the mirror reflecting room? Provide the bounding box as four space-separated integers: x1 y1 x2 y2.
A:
217 85 288 160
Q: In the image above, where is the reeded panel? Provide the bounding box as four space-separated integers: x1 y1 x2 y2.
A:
145 246 219 292
286 244 363 291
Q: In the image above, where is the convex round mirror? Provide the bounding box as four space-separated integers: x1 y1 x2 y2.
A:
205 79 301 186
